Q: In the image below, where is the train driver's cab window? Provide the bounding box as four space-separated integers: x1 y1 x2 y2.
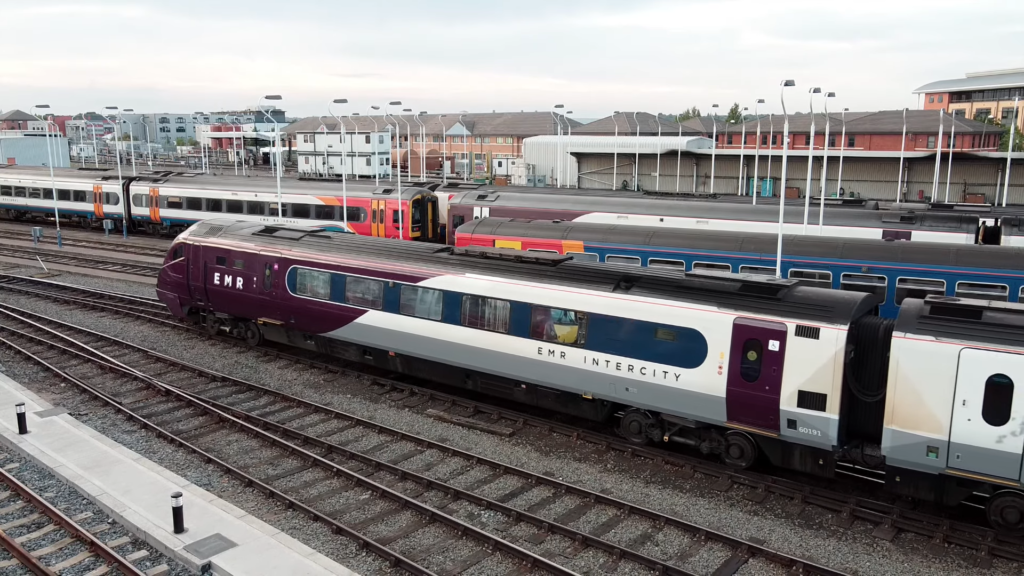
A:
606 255 641 265
169 245 184 261
410 197 423 226
840 273 887 303
530 306 587 345
693 262 731 272
788 269 831 287
982 373 1013 427
895 278 945 305
567 252 598 262
955 282 1009 302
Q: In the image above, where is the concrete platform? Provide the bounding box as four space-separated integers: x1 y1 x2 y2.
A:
0 372 357 576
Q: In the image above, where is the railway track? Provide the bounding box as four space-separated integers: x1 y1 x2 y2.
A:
0 246 162 278
0 304 849 576
0 229 168 258
1 276 1022 569
0 463 148 575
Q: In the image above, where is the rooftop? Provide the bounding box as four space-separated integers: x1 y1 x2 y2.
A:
286 111 581 137
914 69 1024 94
573 112 705 135
728 110 998 135
0 110 38 122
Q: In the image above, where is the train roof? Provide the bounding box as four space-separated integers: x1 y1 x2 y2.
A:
0 166 431 200
457 217 1024 272
184 218 877 325
448 190 980 232
895 296 1024 348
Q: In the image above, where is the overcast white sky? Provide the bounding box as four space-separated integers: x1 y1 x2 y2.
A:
3 0 1023 120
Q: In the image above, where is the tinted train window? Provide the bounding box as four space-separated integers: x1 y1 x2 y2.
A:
170 245 184 261
895 278 945 305
567 252 598 262
232 259 245 270
247 201 266 215
132 194 148 207
0 186 10 196
314 205 335 220
206 199 223 212
982 374 1014 427
399 286 443 321
186 197 203 210
104 193 119 205
693 261 731 272
215 256 227 266
42 189 53 200
13 187 26 197
955 282 1008 302
269 203 280 217
165 196 183 209
73 190 87 202
57 190 70 201
530 306 586 345
739 265 777 276
789 269 831 287
226 200 244 214
840 273 887 303
345 277 383 309
649 258 686 268
296 268 331 300
28 188 41 199
606 255 641 265
461 295 510 333
451 215 466 230
740 338 763 383
342 207 366 223
291 204 311 219
411 198 423 225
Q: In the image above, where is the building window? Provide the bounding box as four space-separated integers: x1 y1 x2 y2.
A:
726 134 734 145
379 135 385 144
159 117 170 124
771 134 778 146
433 136 440 143
938 95 944 103
761 134 768 146
175 117 184 124
1002 107 1018 121
304 157 309 164
474 137 481 143
483 137 490 144
974 108 992 121
176 127 186 133
847 135 855 148
929 96 935 103
927 135 936 149
828 135 836 148
982 374 1014 427
952 109 966 117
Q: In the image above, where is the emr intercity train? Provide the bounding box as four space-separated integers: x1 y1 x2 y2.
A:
156 218 1024 534
455 217 1024 319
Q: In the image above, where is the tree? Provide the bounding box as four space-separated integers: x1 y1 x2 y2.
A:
676 106 701 122
999 122 1024 152
175 137 186 147
187 137 198 146
725 102 743 124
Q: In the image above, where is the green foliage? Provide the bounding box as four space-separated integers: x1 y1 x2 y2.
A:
175 137 186 146
676 106 701 122
725 103 743 124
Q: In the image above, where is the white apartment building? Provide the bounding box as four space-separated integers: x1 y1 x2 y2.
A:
294 124 392 179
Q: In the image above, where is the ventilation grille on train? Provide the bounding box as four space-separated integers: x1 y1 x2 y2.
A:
192 224 225 238
797 391 827 412
795 325 821 340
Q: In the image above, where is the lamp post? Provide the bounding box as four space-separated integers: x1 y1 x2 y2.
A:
232 116 247 176
1003 95 1019 207
802 87 821 233
931 110 945 202
836 108 849 202
765 113 774 202
384 101 404 239
895 108 907 206
777 80 796 278
32 105 61 247
611 112 620 190
401 108 413 180
347 113 359 179
551 104 565 188
566 110 574 188
366 105 381 184
736 107 748 196
709 104 719 194
655 117 662 191
122 108 137 176
224 115 238 175
818 92 835 234
633 111 640 191
257 95 284 222
328 99 349 228
945 111 956 203
414 112 425 178
752 99 764 205
438 114 448 183
675 118 682 193
317 117 329 177
140 117 153 170
103 106 127 238
460 111 469 180
190 113 206 173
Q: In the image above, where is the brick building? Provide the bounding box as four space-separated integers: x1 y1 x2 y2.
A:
914 69 1024 130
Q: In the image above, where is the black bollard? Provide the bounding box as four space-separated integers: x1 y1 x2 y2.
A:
171 491 186 534
15 403 27 435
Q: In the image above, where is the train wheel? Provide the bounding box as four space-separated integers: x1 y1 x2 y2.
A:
619 409 657 445
243 322 262 347
80 219 92 230
721 431 758 469
987 491 1024 535
206 317 222 336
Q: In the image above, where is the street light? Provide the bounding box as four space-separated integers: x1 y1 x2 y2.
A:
317 116 329 177
122 108 137 176
401 108 413 181
347 113 360 178
329 98 349 228
551 104 565 188
414 112 426 178
104 106 127 238
1003 95 1019 207
675 115 683 193
802 87 821 233
384 101 404 240
437 114 448 183
836 108 849 203
611 112 620 190
459 111 469 180
32 104 62 247
737 107 748 196
709 104 719 194
945 109 956 203
752 98 765 205
776 80 796 278
632 111 642 191
931 110 945 202
566 111 574 188
818 92 835 234
655 115 661 191
191 113 208 173
257 95 284 222
366 105 381 184
139 116 153 171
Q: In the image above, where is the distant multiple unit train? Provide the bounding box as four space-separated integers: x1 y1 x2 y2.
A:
156 219 1024 534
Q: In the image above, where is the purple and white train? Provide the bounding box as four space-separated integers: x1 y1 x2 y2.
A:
156 218 1024 534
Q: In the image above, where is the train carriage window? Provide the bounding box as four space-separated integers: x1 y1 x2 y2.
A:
410 198 423 226
649 258 686 268
840 273 887 303
290 203 312 219
955 281 1009 302
0 186 11 196
530 306 586 345
739 265 777 276
655 328 677 342
165 196 183 209
206 199 223 212
339 206 366 223
451 215 466 230
692 261 731 272
28 188 41 199
314 205 336 220
895 277 945 305
567 252 598 262
232 259 245 270
246 201 266 215
461 295 510 333
606 255 641 265
13 187 26 197
788 269 832 287
982 374 1014 427
740 338 763 383
57 190 70 201
72 190 87 202
42 189 53 200
215 256 227 266
296 268 331 300
345 276 383 309
104 192 119 205
133 194 148 207
185 197 203 211
225 200 244 214
269 203 280 218
399 286 443 321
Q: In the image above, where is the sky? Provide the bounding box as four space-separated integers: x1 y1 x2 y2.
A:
3 0 1024 120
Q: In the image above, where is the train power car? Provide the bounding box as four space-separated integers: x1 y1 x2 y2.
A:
455 217 1024 319
157 219 1024 534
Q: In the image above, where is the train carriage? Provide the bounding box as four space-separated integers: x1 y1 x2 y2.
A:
0 166 126 229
